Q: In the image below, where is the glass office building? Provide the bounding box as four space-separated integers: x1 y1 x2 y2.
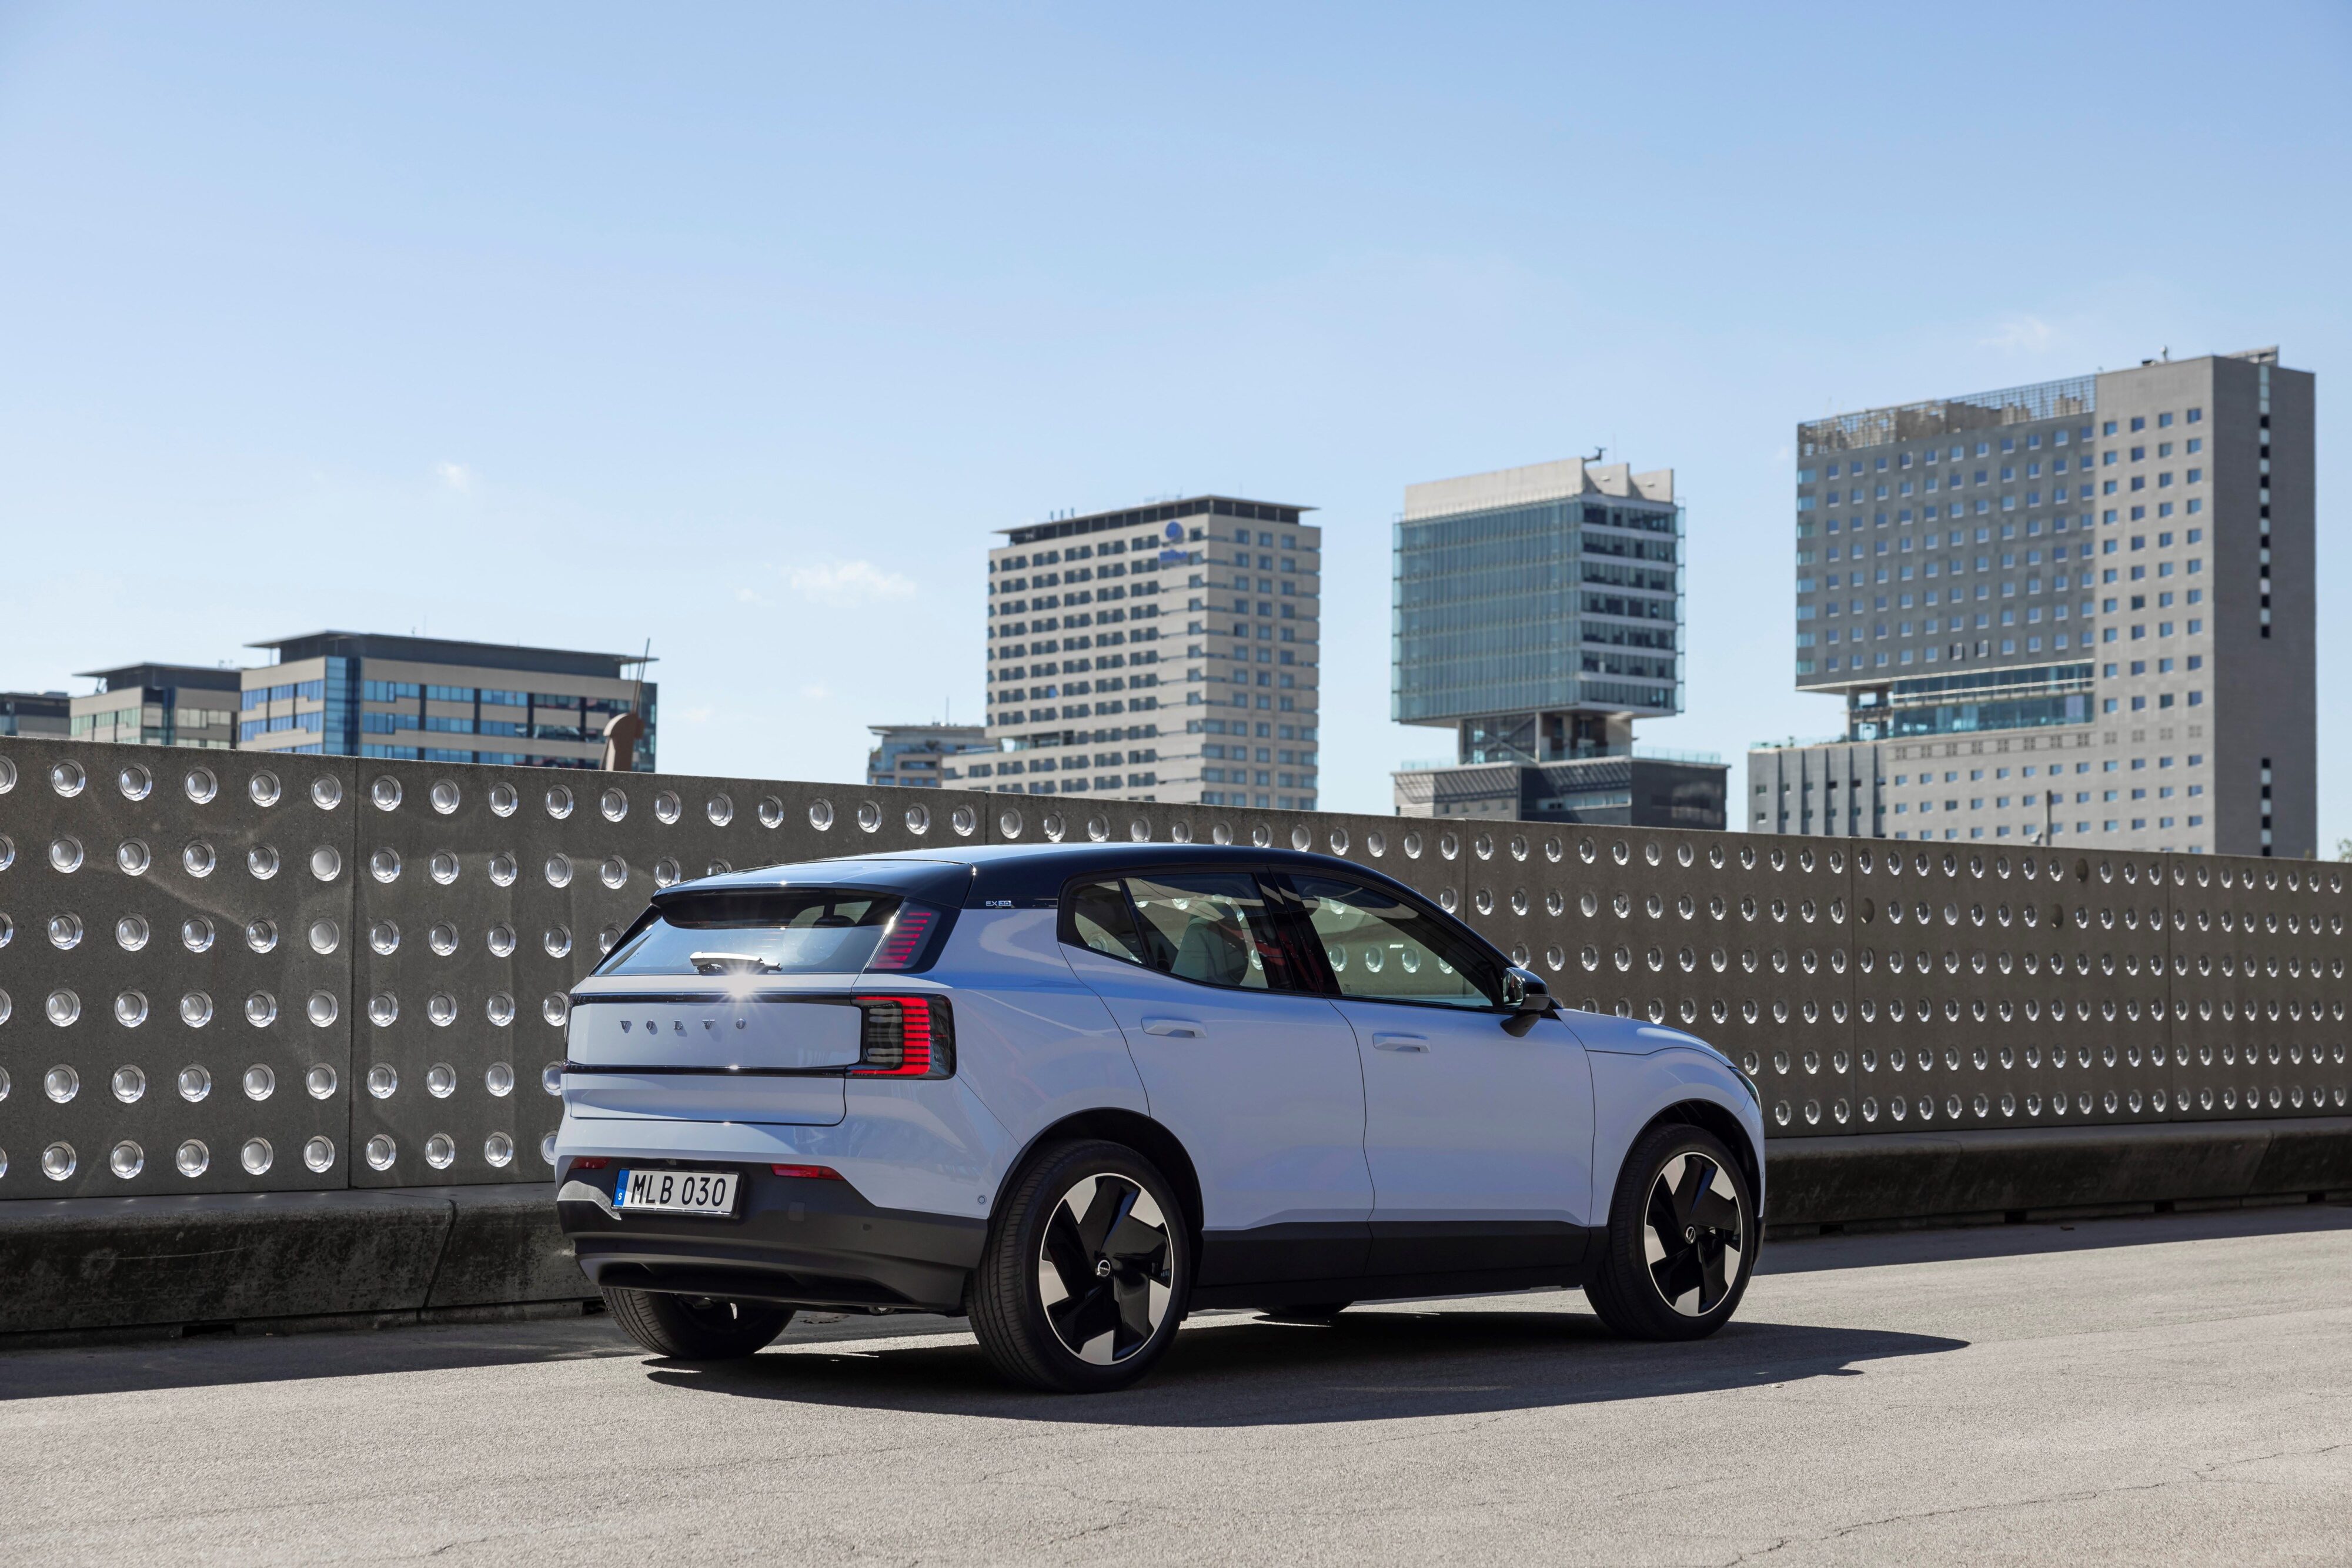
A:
1394 458 1683 758
68 664 241 749
0 691 71 738
1391 458 1717 825
238 632 657 770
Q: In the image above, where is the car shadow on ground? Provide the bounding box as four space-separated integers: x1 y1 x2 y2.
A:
644 1308 1967 1426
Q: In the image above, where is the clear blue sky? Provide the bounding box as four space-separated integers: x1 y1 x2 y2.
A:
4 4 2346 838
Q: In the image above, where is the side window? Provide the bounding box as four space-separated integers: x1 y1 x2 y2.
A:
1122 871 1299 991
1067 879 1147 965
1288 874 1501 1009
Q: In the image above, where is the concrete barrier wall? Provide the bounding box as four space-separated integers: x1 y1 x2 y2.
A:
2 736 2348 1332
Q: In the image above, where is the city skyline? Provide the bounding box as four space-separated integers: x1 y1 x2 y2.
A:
1 6 2344 841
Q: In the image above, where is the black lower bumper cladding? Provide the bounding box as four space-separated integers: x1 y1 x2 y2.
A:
557 1159 987 1315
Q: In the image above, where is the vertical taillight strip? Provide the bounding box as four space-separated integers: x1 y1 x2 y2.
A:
866 905 940 972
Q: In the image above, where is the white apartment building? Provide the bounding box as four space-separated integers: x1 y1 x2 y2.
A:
968 496 1321 807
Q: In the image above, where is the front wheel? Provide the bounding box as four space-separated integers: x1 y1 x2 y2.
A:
602 1288 794 1360
1584 1124 1756 1340
971 1139 1191 1392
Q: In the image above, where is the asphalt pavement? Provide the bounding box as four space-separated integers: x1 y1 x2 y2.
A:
4 1202 2349 1565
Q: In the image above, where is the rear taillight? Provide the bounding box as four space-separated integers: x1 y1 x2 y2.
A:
866 906 938 971
853 995 954 1078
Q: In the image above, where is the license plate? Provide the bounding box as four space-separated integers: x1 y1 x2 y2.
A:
614 1168 739 1217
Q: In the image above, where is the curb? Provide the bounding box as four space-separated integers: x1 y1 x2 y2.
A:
1765 1116 2352 1228
0 1183 590 1338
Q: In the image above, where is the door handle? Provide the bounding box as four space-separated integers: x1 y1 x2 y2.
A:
1371 1033 1429 1052
1142 1018 1204 1037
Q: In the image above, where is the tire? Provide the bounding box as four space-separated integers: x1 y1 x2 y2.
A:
1261 1302 1352 1325
1585 1123 1757 1341
602 1287 795 1360
971 1139 1191 1393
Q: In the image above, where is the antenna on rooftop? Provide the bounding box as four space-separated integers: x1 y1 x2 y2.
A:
1586 446 1606 464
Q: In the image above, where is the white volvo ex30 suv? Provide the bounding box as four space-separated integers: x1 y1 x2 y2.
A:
554 843 1763 1392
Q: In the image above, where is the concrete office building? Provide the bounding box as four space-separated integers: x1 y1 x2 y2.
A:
1390 457 1725 828
0 691 71 738
980 496 1320 807
238 631 657 771
1751 349 2313 855
69 664 241 749
867 723 992 788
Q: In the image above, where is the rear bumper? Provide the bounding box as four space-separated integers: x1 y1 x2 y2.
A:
557 1159 986 1315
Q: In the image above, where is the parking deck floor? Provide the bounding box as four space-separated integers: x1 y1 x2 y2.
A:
4 1203 2350 1564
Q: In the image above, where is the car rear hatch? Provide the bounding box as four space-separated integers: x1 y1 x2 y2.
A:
565 880 957 1126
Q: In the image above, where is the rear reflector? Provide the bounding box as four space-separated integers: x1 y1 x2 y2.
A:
569 1157 607 1171
770 1164 844 1181
866 907 937 971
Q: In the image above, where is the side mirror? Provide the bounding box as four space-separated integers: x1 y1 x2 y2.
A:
1502 966 1553 1015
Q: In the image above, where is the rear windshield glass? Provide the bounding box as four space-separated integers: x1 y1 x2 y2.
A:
597 890 903 977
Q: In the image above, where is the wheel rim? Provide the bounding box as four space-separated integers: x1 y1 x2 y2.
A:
1641 1153 1744 1316
1037 1172 1173 1365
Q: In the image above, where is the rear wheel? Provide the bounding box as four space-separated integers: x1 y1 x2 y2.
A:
971 1139 1190 1392
602 1288 794 1360
1585 1124 1756 1341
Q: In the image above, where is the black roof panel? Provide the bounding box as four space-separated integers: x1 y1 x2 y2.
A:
662 842 1425 911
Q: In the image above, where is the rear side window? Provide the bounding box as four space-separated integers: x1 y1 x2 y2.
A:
597 889 939 977
1068 881 1147 964
1064 872 1302 992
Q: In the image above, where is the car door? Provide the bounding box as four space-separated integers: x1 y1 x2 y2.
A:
1058 868 1372 1287
1275 870 1595 1280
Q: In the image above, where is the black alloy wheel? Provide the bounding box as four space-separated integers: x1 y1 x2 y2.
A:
972 1139 1191 1392
1037 1171 1175 1364
1585 1123 1756 1341
1642 1152 1746 1316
